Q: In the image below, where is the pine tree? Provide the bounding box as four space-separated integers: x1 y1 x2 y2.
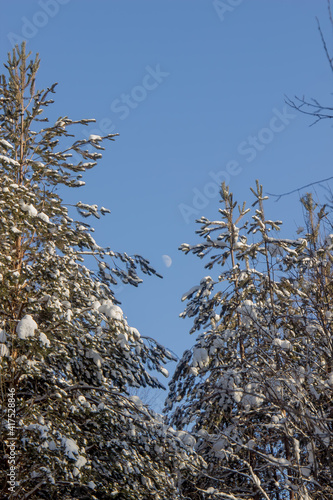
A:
165 182 333 499
0 44 202 500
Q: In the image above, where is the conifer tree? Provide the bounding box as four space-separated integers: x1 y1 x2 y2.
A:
166 182 333 500
0 44 202 500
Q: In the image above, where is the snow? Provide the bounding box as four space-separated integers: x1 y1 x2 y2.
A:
0 330 6 342
189 366 198 376
328 373 333 386
48 440 57 451
267 454 291 467
55 119 66 127
100 206 111 214
273 338 292 350
129 327 140 339
307 442 315 465
86 349 103 368
16 315 38 339
81 162 96 168
242 383 264 410
98 300 123 320
37 212 50 223
62 437 79 459
247 439 256 449
233 388 243 403
301 466 312 478
20 202 38 217
192 347 210 368
129 395 144 408
212 439 226 452
89 134 102 141
0 138 14 149
176 430 196 447
72 467 80 477
160 367 169 378
117 333 128 348
64 309 72 321
39 332 50 347
28 423 50 439
0 344 9 357
294 438 300 461
237 300 257 326
87 481 96 490
0 154 19 166
75 455 87 469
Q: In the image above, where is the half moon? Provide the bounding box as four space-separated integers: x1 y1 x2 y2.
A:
162 254 172 268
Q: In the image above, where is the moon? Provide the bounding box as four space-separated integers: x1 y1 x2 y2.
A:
162 254 172 268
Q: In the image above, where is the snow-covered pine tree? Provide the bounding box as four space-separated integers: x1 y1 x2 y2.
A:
0 44 202 499
165 182 333 500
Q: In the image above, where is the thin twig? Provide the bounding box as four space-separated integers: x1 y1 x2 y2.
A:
316 16 333 72
267 176 333 201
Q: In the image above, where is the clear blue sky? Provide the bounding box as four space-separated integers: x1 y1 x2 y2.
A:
1 1 332 395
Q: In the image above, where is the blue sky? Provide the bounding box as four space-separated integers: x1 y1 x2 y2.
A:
1 0 332 395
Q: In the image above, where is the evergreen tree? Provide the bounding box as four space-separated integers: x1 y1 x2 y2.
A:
165 182 333 499
0 44 202 500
